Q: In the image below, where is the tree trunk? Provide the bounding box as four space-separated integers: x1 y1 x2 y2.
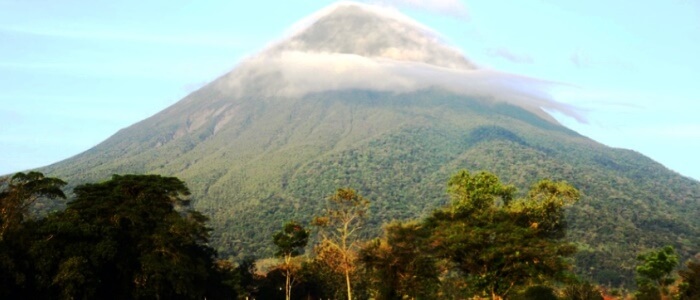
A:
345 268 352 300
285 255 292 300
491 289 502 300
286 268 291 300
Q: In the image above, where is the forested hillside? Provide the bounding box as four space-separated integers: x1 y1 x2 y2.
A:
3 171 698 299
40 90 700 286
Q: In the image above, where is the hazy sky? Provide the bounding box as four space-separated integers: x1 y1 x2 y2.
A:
1 0 699 180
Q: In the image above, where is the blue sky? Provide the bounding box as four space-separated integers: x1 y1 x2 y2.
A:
1 0 699 180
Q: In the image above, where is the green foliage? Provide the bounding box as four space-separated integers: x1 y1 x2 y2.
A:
359 221 439 299
635 245 678 299
428 170 579 299
0 172 67 298
447 169 516 212
0 172 66 239
273 220 309 300
4 163 693 299
467 125 528 146
40 88 700 288
27 174 225 299
678 256 700 300
274 221 310 258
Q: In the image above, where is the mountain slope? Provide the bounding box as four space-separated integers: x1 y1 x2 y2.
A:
41 2 699 286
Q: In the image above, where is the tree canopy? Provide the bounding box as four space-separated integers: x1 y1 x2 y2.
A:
427 170 580 299
3 169 693 299
0 174 232 299
0 171 66 239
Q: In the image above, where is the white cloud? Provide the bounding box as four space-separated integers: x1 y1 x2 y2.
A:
210 1 581 125
217 51 583 123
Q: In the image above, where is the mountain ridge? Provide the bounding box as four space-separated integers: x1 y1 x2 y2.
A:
38 2 699 286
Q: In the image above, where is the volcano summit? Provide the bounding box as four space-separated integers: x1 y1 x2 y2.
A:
41 2 699 284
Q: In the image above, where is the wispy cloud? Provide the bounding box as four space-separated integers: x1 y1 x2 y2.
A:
487 48 534 64
570 51 590 68
570 50 635 70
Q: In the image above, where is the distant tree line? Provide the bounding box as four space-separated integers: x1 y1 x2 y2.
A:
1 170 698 299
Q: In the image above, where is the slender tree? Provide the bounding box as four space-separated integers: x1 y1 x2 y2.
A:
273 221 309 300
314 188 369 300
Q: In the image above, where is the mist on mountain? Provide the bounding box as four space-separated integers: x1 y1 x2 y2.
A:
214 2 583 123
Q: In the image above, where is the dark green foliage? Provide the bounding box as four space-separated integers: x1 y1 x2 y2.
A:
274 221 310 258
512 285 559 300
230 256 259 299
300 258 348 299
359 221 439 299
22 174 230 299
467 125 527 146
678 256 700 300
0 172 66 298
0 172 66 239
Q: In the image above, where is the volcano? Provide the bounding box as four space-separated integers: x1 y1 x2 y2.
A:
41 2 699 285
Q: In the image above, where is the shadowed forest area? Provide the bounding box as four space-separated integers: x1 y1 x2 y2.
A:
0 171 698 299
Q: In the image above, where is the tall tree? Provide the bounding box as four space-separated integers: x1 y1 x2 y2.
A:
359 221 438 299
0 172 66 298
0 172 66 239
635 245 679 300
427 170 579 300
30 174 219 299
313 188 369 300
273 220 309 300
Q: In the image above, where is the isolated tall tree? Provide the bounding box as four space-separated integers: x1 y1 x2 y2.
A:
273 220 309 300
314 188 369 300
427 170 579 300
0 172 66 239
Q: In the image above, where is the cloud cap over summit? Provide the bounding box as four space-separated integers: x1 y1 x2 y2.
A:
218 2 582 123
272 2 475 69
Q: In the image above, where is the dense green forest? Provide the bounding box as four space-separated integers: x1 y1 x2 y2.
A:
42 89 700 288
1 171 698 299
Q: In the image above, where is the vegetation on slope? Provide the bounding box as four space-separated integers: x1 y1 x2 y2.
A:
3 171 698 299
39 89 700 287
